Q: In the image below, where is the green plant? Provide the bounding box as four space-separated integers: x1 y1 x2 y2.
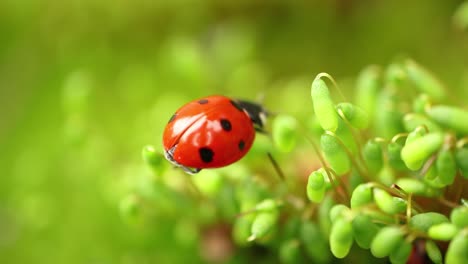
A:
133 57 467 263
298 60 467 263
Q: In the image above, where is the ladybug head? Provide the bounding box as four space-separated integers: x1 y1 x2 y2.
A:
235 99 268 132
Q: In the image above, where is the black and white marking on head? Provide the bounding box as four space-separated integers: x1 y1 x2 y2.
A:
198 99 209 104
238 140 245 151
199 147 214 163
235 99 268 130
230 100 244 112
168 113 177 123
220 119 232 131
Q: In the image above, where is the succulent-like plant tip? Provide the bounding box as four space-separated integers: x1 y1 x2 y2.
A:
145 59 468 263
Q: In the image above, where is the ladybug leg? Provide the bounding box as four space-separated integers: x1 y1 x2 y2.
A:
164 146 177 165
181 166 201 174
164 146 202 174
172 163 201 174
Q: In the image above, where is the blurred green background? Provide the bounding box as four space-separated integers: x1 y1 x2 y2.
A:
1 1 467 263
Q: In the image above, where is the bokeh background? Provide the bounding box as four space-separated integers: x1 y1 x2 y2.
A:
1 0 467 263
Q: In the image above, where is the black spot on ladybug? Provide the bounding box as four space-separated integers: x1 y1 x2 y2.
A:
199 147 214 163
220 119 232 131
168 113 177 123
230 100 244 112
238 140 245 151
198 99 209 104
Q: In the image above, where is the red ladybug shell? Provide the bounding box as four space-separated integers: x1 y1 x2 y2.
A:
163 95 256 172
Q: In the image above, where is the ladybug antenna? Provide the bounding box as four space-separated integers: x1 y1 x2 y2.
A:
267 152 285 181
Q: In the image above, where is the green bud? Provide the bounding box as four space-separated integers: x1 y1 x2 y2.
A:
376 167 397 189
321 168 333 190
425 240 442 264
436 149 457 185
403 113 442 133
321 133 351 175
307 188 326 203
336 102 369 129
142 145 166 174
307 170 326 203
350 183 373 209
365 210 396 225
363 139 384 174
307 170 325 190
450 206 468 229
374 88 404 138
387 142 407 171
401 132 444 171
311 77 339 132
428 223 458 241
405 126 426 145
445 230 468 264
371 226 405 258
409 212 449 233
247 199 281 238
389 239 412 264
255 199 279 212
329 204 350 223
330 218 354 258
373 188 406 214
249 210 279 241
352 214 380 249
355 65 382 120
423 163 438 181
335 116 359 154
396 177 426 195
403 127 428 171
272 115 298 153
427 105 468 134
395 178 441 197
405 59 446 100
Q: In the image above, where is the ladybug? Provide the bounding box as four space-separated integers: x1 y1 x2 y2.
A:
163 95 268 174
